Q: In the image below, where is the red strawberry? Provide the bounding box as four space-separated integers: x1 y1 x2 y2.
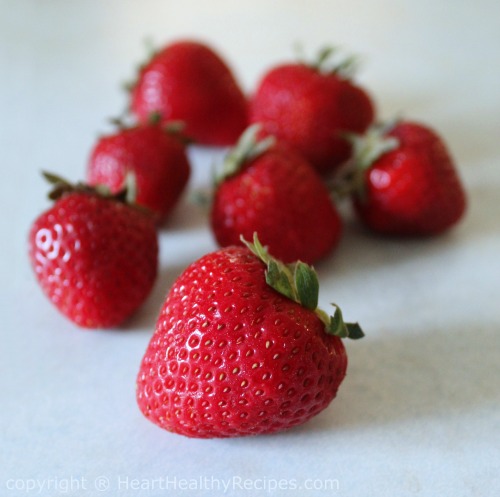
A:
338 120 467 236
210 125 343 264
136 234 363 438
250 47 375 175
87 119 190 222
29 174 158 328
130 40 248 146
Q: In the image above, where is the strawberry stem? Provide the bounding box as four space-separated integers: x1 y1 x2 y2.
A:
351 120 400 169
41 171 139 208
123 37 159 94
332 120 400 200
297 46 359 78
242 233 364 339
148 111 163 126
215 125 275 186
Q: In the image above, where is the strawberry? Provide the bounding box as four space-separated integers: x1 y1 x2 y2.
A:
129 40 248 146
29 173 158 328
250 47 375 175
136 234 363 438
337 120 467 236
210 125 343 264
87 118 191 222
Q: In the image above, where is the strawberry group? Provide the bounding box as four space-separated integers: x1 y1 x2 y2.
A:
87 118 191 222
250 47 375 175
29 38 468 439
130 40 248 146
29 174 158 328
210 125 342 264
137 235 362 438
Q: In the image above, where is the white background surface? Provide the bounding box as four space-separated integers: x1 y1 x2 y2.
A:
1 1 500 496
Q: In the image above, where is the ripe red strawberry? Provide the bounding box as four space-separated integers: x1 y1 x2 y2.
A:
129 40 248 146
29 174 158 328
87 119 190 222
210 125 343 264
338 120 467 236
250 47 375 175
136 234 363 438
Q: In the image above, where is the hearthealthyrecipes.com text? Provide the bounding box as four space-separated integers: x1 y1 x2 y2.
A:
5 475 340 493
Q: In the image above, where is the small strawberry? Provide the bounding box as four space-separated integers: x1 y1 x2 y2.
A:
250 47 375 175
336 120 467 236
29 173 158 328
136 234 363 438
129 40 248 146
210 125 343 264
87 118 191 222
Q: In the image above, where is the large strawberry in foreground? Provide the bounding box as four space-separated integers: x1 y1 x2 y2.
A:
250 47 375 175
137 234 363 438
337 120 467 236
210 125 343 264
87 118 191 223
29 174 158 328
130 40 248 146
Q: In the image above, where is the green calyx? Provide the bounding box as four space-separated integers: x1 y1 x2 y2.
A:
147 112 193 145
146 111 185 135
242 233 364 340
109 112 192 144
214 124 275 186
42 171 138 206
123 37 159 93
295 45 359 79
333 120 400 200
349 119 400 170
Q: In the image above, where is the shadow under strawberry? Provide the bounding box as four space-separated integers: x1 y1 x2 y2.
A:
315 205 469 284
455 183 497 239
285 322 499 435
158 193 209 232
121 262 189 332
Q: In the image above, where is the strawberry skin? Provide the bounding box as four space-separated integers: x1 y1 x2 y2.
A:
87 122 190 222
136 245 348 438
352 122 467 236
29 192 158 328
211 142 343 264
250 62 375 174
130 40 248 146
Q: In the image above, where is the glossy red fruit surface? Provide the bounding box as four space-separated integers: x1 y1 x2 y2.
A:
251 62 374 174
136 246 347 438
130 40 248 146
211 143 343 264
87 123 190 222
29 192 158 328
353 121 467 236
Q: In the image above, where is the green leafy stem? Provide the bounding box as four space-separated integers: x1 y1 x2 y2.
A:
242 233 364 339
